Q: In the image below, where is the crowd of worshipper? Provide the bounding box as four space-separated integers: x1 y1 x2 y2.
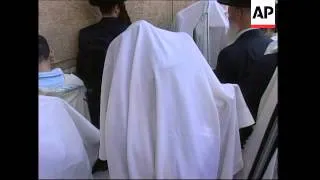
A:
39 0 278 179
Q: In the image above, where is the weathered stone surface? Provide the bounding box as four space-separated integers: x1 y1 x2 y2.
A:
39 0 199 70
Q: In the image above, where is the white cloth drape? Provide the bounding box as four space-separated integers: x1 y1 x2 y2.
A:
39 95 100 179
39 73 91 122
174 0 229 69
235 65 278 179
99 20 254 179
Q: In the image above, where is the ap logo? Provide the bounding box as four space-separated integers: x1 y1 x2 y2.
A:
251 0 276 28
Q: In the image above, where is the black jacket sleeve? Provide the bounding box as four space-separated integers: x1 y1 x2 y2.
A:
215 49 234 83
76 31 88 85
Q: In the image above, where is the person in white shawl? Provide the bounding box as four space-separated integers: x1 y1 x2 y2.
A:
99 20 254 179
39 95 100 179
235 39 278 179
173 0 229 70
38 35 91 121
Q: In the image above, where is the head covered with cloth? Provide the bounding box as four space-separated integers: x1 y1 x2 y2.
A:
99 20 254 179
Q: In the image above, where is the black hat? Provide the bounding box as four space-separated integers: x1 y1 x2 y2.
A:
89 0 127 7
217 0 251 8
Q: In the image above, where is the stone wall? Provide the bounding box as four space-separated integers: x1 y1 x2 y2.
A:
39 0 198 73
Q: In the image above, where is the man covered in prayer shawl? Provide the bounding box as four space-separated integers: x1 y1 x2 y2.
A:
39 95 100 179
38 35 91 121
99 20 255 179
173 0 229 70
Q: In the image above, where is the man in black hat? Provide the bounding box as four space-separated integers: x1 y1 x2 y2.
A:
214 0 273 148
240 3 278 122
76 0 131 130
76 0 131 174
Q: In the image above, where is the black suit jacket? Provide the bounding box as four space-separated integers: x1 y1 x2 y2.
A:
241 52 277 119
215 29 272 84
215 29 273 147
77 17 129 92
76 17 129 127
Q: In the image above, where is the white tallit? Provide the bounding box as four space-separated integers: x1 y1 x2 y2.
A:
174 0 229 70
63 74 91 121
99 20 254 179
235 40 278 179
258 67 278 179
235 68 278 179
39 95 100 179
173 1 208 36
39 73 91 121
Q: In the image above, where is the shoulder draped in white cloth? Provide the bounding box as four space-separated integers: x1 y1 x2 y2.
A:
235 41 278 179
39 95 100 179
63 74 91 121
99 20 254 179
174 0 229 69
39 73 91 121
235 68 278 179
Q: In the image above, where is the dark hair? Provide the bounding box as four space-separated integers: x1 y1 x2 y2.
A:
99 2 131 25
39 35 50 63
99 2 119 15
118 2 131 25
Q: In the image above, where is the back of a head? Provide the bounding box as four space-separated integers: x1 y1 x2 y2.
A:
89 0 131 24
90 0 119 14
218 0 251 31
101 21 255 179
110 20 208 69
101 21 221 178
39 35 50 64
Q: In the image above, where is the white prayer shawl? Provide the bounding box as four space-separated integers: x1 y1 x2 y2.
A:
263 149 278 179
174 0 229 69
39 95 100 179
234 65 278 179
39 73 91 121
271 33 278 41
99 20 254 179
64 74 91 121
265 38 278 55
258 67 278 179
174 1 208 36
207 1 229 69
